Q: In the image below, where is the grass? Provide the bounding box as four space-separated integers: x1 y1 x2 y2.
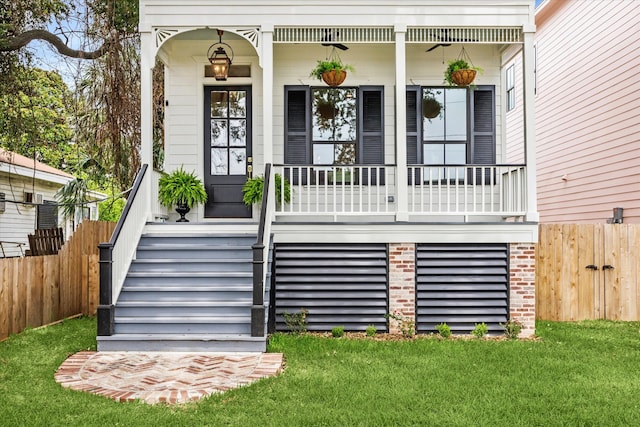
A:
2 318 640 426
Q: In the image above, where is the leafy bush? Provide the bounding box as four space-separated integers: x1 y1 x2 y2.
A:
471 322 489 338
501 320 523 339
331 326 345 338
365 324 377 337
436 323 452 338
158 166 207 208
242 173 291 206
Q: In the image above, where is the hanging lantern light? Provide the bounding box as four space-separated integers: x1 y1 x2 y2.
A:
207 29 234 81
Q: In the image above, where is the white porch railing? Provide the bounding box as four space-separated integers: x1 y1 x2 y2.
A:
273 164 527 219
274 165 395 219
408 164 527 217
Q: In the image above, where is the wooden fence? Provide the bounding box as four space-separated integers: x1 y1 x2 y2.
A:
0 221 115 341
536 224 640 321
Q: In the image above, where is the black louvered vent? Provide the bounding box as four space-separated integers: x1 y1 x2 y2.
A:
274 244 388 332
416 244 508 335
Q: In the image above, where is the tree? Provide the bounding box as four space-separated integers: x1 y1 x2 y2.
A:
0 67 75 169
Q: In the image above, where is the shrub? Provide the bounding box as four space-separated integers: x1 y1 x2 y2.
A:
501 320 523 339
331 326 345 338
436 323 451 338
471 322 489 339
365 324 377 337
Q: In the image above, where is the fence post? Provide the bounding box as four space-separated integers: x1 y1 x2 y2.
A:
97 242 114 336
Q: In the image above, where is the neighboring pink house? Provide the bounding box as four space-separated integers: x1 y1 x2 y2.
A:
506 0 640 223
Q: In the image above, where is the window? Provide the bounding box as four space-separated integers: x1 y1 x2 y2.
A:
407 85 495 184
422 87 468 180
312 87 357 165
506 64 515 112
285 85 384 184
37 201 58 230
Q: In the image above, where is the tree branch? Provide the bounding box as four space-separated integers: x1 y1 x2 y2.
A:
1 29 112 59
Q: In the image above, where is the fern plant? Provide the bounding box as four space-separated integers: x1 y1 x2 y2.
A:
242 173 291 206
158 167 208 209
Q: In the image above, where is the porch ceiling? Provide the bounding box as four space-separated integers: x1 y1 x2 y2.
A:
273 27 523 44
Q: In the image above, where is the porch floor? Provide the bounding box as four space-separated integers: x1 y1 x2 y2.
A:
55 351 283 405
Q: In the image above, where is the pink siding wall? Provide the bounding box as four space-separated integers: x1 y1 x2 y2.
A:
534 0 640 223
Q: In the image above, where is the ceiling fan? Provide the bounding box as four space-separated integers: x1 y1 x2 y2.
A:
321 29 349 51
425 29 477 52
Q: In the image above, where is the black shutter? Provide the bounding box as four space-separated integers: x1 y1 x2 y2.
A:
359 86 384 184
471 86 496 184
406 86 421 184
284 86 309 184
37 201 58 230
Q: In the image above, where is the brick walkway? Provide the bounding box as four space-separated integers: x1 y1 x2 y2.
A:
55 351 284 404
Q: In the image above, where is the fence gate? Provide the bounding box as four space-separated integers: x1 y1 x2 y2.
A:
536 224 640 321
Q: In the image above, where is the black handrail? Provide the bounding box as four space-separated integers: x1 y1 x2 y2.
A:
251 163 271 337
97 164 148 336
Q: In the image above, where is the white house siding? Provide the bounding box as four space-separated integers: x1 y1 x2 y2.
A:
0 173 64 257
534 0 640 223
503 45 525 164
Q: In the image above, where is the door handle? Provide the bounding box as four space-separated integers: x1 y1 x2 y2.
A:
247 164 253 178
585 264 598 270
602 265 614 270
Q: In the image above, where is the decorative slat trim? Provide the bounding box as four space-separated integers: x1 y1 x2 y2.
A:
407 27 523 43
273 27 522 44
274 27 394 43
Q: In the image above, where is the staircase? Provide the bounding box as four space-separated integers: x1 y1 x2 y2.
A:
97 223 269 352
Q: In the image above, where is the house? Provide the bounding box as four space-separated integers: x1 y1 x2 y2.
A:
0 149 101 257
505 0 640 223
97 0 539 352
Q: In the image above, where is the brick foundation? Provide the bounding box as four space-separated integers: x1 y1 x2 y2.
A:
509 243 536 338
388 243 416 334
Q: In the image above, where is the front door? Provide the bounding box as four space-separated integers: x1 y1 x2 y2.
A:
204 86 252 217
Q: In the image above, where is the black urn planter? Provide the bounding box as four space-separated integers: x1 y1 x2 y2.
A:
175 203 190 222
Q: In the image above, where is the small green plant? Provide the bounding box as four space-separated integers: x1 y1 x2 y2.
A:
436 323 452 338
501 319 523 339
158 166 208 209
242 173 291 206
385 311 415 338
283 308 308 334
309 59 355 81
443 59 483 86
331 326 345 338
471 322 489 338
365 324 377 337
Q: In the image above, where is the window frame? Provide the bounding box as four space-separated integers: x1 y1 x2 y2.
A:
506 64 515 112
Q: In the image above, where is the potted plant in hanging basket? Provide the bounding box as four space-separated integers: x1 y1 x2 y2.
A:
158 166 208 222
444 59 482 86
310 59 355 87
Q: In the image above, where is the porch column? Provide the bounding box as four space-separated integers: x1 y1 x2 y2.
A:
394 24 409 221
261 24 274 166
140 30 154 220
522 28 539 222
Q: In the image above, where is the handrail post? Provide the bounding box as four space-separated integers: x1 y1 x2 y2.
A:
97 242 114 336
251 163 272 337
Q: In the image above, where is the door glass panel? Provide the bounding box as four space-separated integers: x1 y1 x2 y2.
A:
211 91 228 118
229 119 246 146
229 91 247 118
211 148 228 175
211 120 228 146
229 148 246 175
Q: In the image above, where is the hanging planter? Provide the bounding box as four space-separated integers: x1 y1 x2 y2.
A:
310 47 354 87
422 97 442 119
444 46 482 87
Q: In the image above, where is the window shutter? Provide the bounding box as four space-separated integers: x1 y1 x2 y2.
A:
406 86 421 184
37 201 58 230
471 86 496 184
284 86 309 184
359 86 384 184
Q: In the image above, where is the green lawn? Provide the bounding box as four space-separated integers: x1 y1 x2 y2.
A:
1 318 640 426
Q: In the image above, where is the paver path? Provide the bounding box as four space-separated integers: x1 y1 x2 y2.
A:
55 351 283 404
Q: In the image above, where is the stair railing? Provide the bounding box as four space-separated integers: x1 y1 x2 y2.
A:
251 163 275 337
98 164 149 336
